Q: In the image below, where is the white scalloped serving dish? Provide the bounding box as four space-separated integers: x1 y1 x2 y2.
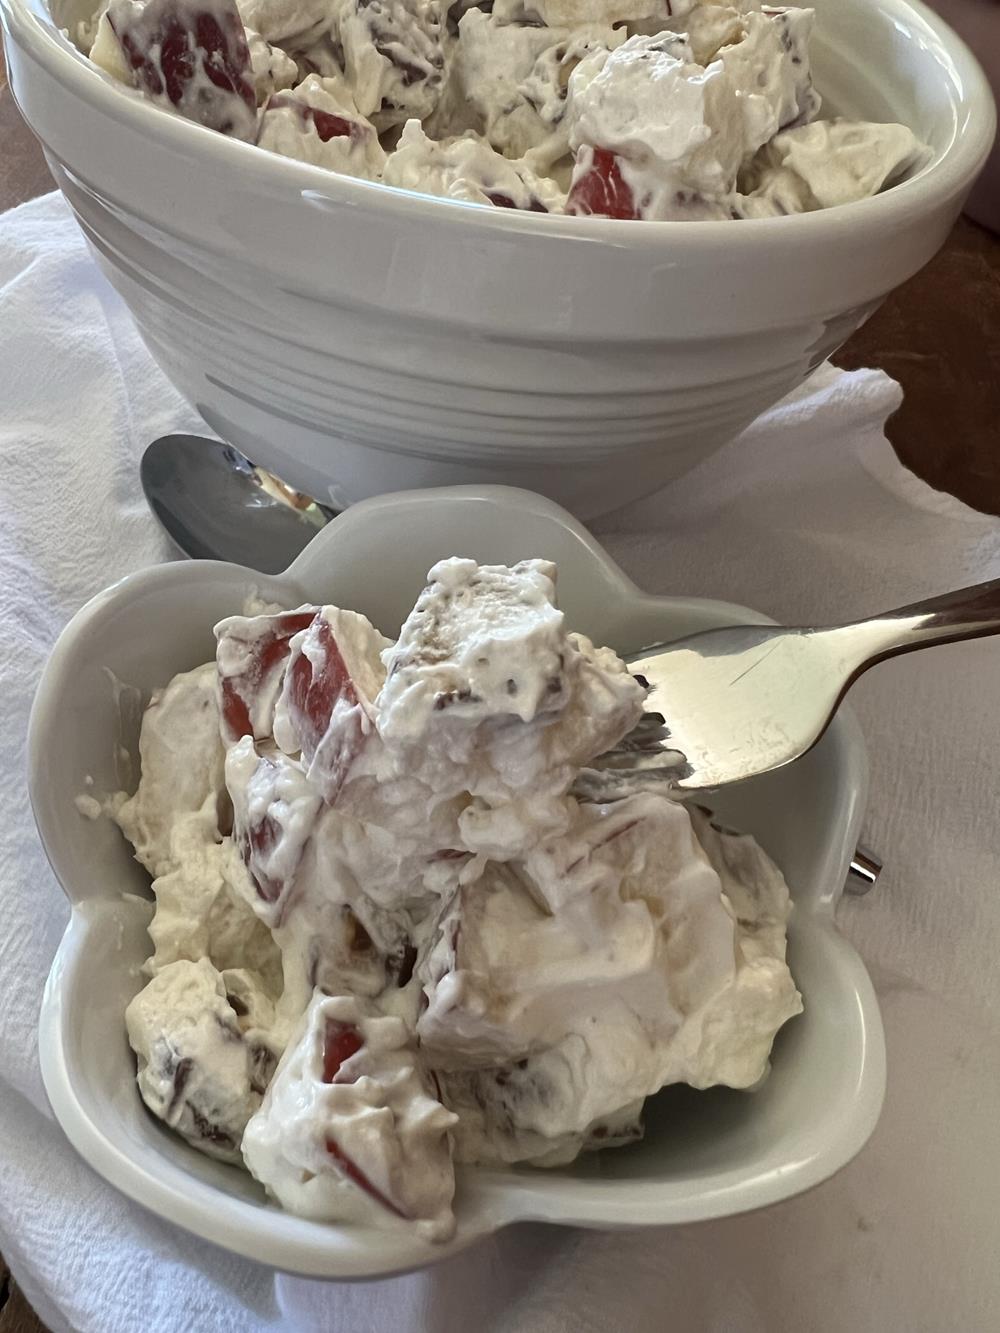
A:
28 486 883 1278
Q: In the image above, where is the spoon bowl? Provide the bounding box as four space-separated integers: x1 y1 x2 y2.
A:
140 434 332 573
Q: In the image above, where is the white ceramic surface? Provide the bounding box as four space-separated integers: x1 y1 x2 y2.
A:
0 0 995 517
28 486 883 1280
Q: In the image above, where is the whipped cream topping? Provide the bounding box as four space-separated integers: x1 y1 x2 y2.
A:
110 557 802 1241
419 791 801 1165
255 74 388 176
430 7 624 170
243 991 457 1239
336 0 449 130
377 558 646 804
126 957 279 1162
383 120 566 211
564 12 826 220
79 0 928 219
111 663 226 880
736 117 927 217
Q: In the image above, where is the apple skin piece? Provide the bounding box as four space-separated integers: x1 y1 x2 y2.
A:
225 736 323 926
274 608 390 804
484 189 549 213
319 1019 410 1220
321 1018 364 1083
264 92 357 143
324 1136 409 1220
104 0 259 139
566 146 638 219
215 607 318 744
255 75 388 178
242 993 458 1240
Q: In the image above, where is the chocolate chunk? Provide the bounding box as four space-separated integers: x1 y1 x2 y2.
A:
248 1042 277 1096
189 1105 237 1151
390 942 418 988
344 907 375 955
167 1055 193 1117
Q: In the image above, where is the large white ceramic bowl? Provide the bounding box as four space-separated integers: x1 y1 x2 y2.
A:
28 487 883 1279
1 0 996 517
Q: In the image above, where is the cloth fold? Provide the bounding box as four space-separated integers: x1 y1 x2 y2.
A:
2 193 999 1333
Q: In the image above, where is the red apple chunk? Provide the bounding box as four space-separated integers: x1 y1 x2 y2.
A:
324 1136 409 1220
106 0 258 138
282 615 376 802
566 147 638 220
217 608 317 742
242 802 283 903
227 740 321 918
263 92 358 143
287 617 359 755
322 1020 364 1083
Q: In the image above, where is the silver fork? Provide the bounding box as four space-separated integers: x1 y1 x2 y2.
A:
577 579 1000 795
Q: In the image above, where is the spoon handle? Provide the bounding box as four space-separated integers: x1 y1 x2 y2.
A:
837 577 1000 668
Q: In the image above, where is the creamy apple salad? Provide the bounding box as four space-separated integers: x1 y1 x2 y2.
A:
74 0 927 219
105 558 802 1241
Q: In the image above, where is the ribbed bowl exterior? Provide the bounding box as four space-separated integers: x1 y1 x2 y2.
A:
3 0 994 514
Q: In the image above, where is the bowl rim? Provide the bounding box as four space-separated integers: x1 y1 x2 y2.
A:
29 484 886 1279
1 0 995 249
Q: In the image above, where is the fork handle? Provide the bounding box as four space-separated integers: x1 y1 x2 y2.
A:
837 577 1000 665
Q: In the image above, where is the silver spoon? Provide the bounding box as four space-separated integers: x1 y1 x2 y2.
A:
578 579 1000 794
140 434 333 573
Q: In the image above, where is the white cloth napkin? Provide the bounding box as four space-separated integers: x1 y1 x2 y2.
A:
3 192 1000 1333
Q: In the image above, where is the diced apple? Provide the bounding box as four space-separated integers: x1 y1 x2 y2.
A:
225 736 322 924
242 992 457 1239
322 1020 364 1083
215 607 317 743
324 1136 408 1219
104 0 259 139
276 609 388 803
263 91 357 143
255 75 387 177
566 146 638 219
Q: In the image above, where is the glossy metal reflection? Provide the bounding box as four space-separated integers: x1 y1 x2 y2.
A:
140 434 333 573
582 579 1000 793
